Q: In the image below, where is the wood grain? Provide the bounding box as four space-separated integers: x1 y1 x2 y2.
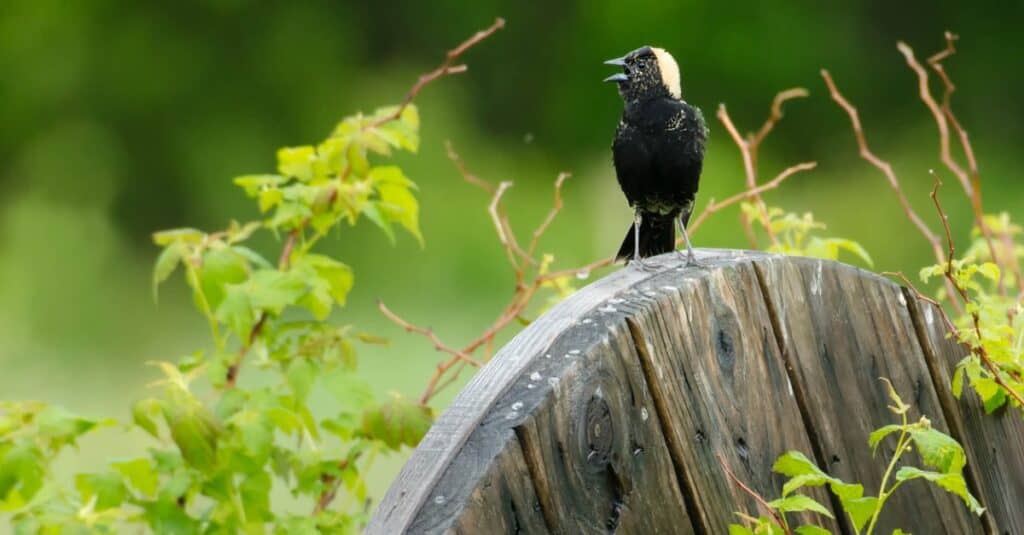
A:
754 256 983 534
624 260 841 533
370 251 1020 534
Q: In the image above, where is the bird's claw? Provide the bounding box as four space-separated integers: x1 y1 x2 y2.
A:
629 256 661 273
676 249 703 268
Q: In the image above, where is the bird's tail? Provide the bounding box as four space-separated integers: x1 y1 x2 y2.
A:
616 213 675 262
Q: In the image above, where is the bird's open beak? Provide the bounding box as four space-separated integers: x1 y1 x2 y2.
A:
604 55 628 83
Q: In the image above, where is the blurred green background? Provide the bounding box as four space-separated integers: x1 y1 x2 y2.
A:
2 0 1022 514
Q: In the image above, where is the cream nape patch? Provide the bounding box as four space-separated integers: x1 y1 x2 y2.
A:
651 47 681 99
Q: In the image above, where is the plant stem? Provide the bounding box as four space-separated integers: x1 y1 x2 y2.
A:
864 411 909 535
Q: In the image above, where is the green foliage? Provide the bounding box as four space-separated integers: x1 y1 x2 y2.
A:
918 212 1024 416
728 379 983 535
1 103 432 532
742 203 873 266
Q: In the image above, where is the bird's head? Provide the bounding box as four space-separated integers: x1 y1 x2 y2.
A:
604 46 682 102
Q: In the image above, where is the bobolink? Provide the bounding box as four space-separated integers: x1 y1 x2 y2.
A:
605 46 707 268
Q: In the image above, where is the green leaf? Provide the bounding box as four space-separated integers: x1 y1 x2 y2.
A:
378 181 423 245
951 366 965 399
794 526 832 535
977 262 1000 282
782 473 831 497
259 188 284 213
229 409 273 465
241 470 273 523
35 405 111 449
0 443 45 504
247 269 308 315
895 467 984 515
362 202 396 243
839 496 878 531
766 495 834 518
324 368 375 412
232 245 273 270
153 227 204 246
111 458 159 496
215 285 255 339
773 451 826 478
199 247 249 311
277 146 316 182
75 471 128 510
867 424 903 455
234 174 286 196
163 395 220 472
153 241 186 300
302 254 354 305
132 398 163 439
287 358 317 402
360 395 434 449
728 525 755 535
828 481 863 501
907 427 966 473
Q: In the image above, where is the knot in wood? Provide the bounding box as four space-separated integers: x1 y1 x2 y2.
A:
584 393 614 469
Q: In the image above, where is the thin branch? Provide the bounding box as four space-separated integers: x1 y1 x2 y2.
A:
367 18 505 129
924 33 1011 295
377 301 482 368
821 68 963 314
749 88 809 159
527 173 570 258
488 181 528 270
717 453 793 535
446 140 495 193
689 161 816 235
717 104 777 247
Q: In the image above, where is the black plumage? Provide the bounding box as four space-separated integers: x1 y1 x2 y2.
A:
605 46 707 265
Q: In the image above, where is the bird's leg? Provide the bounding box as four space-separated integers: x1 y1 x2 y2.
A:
631 210 658 272
676 213 701 267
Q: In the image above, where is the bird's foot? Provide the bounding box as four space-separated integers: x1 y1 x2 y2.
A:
675 249 703 268
629 256 661 273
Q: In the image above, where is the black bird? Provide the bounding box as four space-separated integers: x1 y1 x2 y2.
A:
605 46 708 268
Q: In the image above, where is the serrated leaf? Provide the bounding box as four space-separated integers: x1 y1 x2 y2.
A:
111 458 159 496
782 473 831 497
324 368 375 412
153 241 186 300
729 526 756 535
951 366 965 399
773 451 826 478
75 471 128 510
163 397 220 472
794 525 832 535
828 481 863 501
0 443 44 504
378 182 422 245
303 254 354 305
234 174 286 196
199 247 249 311
153 228 204 246
232 245 273 269
287 358 317 402
766 495 833 518
838 496 878 531
362 202 396 243
867 424 903 455
360 395 434 449
907 427 966 473
215 285 255 339
895 467 984 515
977 262 1000 282
277 146 317 182
247 269 308 315
132 398 163 439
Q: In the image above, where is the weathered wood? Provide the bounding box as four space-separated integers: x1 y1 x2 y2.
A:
370 251 1022 535
514 315 693 534
904 292 1024 535
753 256 982 534
625 261 841 532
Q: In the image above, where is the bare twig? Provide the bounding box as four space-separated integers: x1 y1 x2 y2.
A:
717 453 794 535
527 173 570 258
378 301 482 368
717 104 777 247
901 39 1003 292
749 88 810 164
367 18 505 129
689 162 816 235
821 68 964 314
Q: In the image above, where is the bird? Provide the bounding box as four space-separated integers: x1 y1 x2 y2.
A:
604 46 708 268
